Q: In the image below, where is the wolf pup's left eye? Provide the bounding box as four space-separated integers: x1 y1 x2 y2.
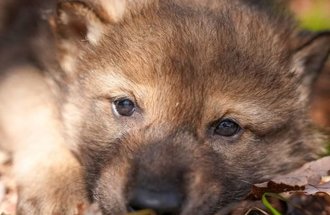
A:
215 119 241 137
113 98 136 116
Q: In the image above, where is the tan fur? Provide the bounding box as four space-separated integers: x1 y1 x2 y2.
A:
0 66 87 214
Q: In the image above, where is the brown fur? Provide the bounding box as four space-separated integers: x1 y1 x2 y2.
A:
0 0 329 214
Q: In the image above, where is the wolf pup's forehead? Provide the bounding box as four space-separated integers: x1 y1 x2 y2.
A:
71 1 296 109
77 1 293 82
54 0 330 120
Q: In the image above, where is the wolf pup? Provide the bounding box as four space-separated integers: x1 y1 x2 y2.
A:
0 0 330 214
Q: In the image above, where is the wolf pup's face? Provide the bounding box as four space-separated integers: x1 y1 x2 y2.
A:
52 0 330 214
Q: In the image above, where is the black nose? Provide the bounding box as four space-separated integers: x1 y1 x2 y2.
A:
129 187 182 214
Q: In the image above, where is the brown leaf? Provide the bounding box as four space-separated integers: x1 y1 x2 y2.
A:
248 156 330 199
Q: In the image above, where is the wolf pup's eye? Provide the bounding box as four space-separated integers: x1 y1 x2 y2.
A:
215 119 241 137
113 98 136 116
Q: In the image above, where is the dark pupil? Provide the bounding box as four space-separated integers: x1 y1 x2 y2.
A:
215 120 240 136
115 99 135 116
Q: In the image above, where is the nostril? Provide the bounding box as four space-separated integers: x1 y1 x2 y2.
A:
129 187 182 214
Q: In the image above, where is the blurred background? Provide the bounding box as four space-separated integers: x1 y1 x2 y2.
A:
290 0 330 132
290 0 330 154
290 0 330 31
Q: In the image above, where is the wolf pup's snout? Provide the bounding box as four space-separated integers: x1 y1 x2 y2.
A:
121 134 224 215
129 185 182 213
128 140 188 214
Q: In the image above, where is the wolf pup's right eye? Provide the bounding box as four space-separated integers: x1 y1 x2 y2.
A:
113 98 136 116
214 119 241 137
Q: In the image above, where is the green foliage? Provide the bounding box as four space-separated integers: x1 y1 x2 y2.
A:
299 0 330 31
261 193 286 215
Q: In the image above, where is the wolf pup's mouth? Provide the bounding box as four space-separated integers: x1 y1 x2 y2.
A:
127 208 157 215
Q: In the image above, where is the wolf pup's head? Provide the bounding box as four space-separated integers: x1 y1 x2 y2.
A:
52 0 330 214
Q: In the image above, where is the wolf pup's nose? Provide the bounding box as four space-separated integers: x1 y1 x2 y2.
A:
129 186 182 214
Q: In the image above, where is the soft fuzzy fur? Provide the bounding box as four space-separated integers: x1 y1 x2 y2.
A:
0 0 329 214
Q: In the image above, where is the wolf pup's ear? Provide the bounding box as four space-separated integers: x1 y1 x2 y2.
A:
53 0 124 45
53 0 156 44
52 0 156 74
291 31 330 98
